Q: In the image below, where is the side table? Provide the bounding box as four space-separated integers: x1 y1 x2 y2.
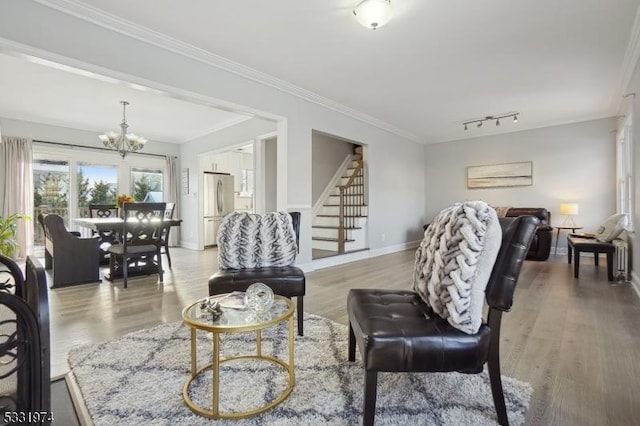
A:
554 225 583 256
182 295 295 419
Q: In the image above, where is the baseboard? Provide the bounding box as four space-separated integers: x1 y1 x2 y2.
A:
631 271 640 300
300 240 421 272
180 241 200 250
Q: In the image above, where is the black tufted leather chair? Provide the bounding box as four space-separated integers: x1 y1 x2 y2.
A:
208 212 305 336
347 216 539 426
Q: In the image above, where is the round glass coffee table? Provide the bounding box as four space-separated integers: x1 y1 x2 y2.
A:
182 294 295 419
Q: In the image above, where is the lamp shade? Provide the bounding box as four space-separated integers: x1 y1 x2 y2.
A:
353 0 393 30
560 203 579 215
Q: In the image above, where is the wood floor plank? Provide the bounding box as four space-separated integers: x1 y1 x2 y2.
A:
41 248 640 425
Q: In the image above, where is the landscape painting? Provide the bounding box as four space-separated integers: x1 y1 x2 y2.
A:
467 161 533 189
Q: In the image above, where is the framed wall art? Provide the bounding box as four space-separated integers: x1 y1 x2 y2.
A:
467 161 532 189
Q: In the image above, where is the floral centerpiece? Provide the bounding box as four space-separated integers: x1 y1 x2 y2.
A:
116 194 134 218
116 194 134 208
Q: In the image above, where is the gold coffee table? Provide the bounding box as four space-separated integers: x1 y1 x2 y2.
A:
182 294 295 419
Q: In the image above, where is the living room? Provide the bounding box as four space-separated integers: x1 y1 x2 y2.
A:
1 1 639 425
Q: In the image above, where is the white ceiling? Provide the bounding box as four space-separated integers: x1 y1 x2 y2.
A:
4 0 640 144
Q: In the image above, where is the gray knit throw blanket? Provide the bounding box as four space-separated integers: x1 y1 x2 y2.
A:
412 201 501 334
217 212 298 269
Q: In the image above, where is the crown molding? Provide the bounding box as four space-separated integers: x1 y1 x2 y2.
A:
33 0 423 143
613 5 640 113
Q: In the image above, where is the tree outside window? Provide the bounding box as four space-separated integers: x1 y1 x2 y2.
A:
131 169 163 201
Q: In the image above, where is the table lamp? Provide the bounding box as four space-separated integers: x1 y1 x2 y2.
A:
560 203 579 227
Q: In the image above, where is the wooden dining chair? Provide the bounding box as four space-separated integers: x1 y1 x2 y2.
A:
160 202 176 268
107 202 166 288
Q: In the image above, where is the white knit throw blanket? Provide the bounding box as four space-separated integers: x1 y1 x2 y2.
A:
217 212 298 269
412 201 501 334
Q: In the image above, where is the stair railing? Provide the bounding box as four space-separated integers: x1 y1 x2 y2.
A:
338 158 364 253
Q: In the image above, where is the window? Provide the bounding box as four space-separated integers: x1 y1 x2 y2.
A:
616 113 633 229
77 163 118 217
33 159 70 245
131 168 164 202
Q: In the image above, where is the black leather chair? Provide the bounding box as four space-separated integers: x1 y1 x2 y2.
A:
208 212 306 336
43 214 100 288
107 202 166 288
0 255 51 423
347 216 539 426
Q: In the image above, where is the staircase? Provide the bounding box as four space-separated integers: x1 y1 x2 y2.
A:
312 147 368 254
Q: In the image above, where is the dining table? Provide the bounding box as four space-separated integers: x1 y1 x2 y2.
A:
72 217 182 281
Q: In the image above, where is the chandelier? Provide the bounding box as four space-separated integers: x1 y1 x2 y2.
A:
99 101 147 158
463 112 519 131
353 0 394 30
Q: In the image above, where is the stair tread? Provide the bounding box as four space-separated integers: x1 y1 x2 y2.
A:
312 237 355 242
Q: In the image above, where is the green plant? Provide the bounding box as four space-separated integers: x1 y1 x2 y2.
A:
0 213 29 258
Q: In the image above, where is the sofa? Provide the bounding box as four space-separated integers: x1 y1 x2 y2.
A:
501 207 553 261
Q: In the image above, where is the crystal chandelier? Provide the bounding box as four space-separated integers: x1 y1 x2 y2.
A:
99 101 147 158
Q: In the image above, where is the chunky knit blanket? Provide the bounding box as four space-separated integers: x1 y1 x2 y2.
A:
217 212 298 269
412 201 501 334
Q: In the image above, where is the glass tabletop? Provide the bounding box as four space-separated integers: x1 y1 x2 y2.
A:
182 293 294 332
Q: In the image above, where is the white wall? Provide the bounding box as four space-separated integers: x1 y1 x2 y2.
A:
0 1 425 265
424 118 617 254
180 117 276 249
265 137 278 212
312 132 354 205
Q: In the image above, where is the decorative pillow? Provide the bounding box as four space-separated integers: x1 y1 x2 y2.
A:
217 211 298 269
412 201 502 334
595 213 628 242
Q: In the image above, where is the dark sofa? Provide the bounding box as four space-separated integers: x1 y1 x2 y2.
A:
502 207 553 261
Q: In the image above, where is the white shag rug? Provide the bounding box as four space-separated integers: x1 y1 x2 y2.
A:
67 313 532 425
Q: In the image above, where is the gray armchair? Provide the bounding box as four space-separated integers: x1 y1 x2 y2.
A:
43 214 100 287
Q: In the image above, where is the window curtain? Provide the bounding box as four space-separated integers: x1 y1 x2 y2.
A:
165 156 180 246
0 135 34 259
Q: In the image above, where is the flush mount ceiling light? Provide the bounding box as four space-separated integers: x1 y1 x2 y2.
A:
98 101 147 159
463 112 519 131
353 0 394 30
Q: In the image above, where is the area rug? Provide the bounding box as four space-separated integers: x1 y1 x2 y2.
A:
67 313 532 425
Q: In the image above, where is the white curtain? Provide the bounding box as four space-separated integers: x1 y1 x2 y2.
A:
0 136 34 259
165 156 180 246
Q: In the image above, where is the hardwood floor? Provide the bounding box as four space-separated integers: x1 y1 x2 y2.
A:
45 248 640 425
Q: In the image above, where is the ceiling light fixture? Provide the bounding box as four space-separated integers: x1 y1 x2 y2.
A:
353 0 394 30
463 112 519 131
98 101 147 159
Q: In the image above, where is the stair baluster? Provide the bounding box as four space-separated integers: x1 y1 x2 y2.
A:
338 158 364 253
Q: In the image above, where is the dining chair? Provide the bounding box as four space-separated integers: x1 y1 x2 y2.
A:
160 202 176 268
347 215 538 426
88 204 119 264
107 202 166 288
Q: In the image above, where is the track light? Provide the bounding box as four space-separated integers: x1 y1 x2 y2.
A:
462 112 520 131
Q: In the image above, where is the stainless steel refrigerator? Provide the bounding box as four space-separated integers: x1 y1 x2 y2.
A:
203 172 234 246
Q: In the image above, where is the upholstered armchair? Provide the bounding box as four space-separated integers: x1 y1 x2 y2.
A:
43 213 100 287
208 211 306 335
347 213 538 426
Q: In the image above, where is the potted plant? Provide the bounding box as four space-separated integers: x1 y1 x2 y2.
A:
0 213 29 258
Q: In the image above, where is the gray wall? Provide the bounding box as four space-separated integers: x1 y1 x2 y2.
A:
0 1 426 265
265 137 278 212
624 57 640 286
424 118 616 254
312 132 355 205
